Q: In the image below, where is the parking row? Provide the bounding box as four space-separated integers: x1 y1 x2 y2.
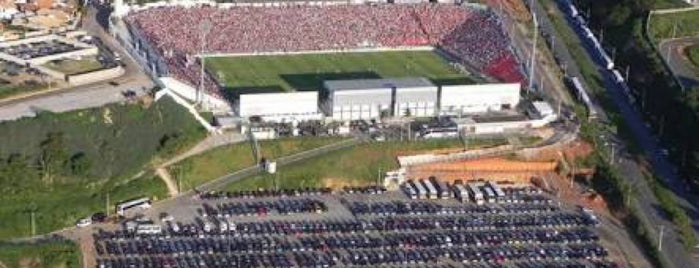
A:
202 198 327 217
98 226 599 256
97 243 609 268
342 200 558 216
97 212 597 242
199 187 332 200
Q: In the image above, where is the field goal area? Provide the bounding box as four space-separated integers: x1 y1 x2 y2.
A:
204 50 477 96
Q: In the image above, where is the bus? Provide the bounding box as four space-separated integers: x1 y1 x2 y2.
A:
487 182 506 203
429 177 450 199
467 183 484 205
410 180 427 199
453 184 470 203
135 224 161 235
403 181 418 199
482 186 496 203
116 198 151 216
421 179 438 200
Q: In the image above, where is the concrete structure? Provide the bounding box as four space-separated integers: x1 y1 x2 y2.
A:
238 91 322 122
394 77 438 117
323 77 439 121
439 83 521 115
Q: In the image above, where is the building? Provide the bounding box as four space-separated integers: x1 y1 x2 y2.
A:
322 77 438 121
439 83 521 115
394 77 438 117
238 91 321 122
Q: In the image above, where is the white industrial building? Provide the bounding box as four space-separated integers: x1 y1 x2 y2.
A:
394 78 439 117
439 83 521 115
323 78 439 121
238 91 322 122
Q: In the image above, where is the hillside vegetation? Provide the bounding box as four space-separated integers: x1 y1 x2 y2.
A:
0 96 206 239
0 240 81 268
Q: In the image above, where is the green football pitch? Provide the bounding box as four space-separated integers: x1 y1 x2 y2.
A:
205 51 475 95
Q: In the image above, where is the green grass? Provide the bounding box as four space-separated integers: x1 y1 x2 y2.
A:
43 57 105 75
0 240 81 268
685 45 699 71
224 137 509 191
170 137 347 190
649 9 699 42
205 51 473 94
0 96 205 239
652 0 691 9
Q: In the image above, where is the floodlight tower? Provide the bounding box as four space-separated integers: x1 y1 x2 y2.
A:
528 15 539 94
199 20 212 105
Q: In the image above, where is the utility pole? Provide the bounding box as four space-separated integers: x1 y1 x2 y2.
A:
625 65 630 81
198 20 212 105
599 28 604 45
557 100 562 118
528 15 539 94
658 225 665 251
30 211 35 236
106 192 110 218
672 19 678 39
610 143 615 164
377 166 382 186
659 116 665 138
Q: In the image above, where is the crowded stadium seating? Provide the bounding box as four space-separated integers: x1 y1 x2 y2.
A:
125 4 523 97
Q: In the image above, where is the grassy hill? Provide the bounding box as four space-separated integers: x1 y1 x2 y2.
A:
0 96 206 239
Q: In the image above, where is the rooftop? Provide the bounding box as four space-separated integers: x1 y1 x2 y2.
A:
324 77 434 92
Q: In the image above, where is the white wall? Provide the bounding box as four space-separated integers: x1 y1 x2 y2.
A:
395 86 438 117
159 77 231 112
440 83 521 115
331 88 392 121
239 91 318 117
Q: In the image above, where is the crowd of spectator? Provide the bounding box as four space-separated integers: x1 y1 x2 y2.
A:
125 3 523 96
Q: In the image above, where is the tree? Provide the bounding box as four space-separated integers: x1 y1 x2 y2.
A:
606 5 632 26
69 152 91 177
38 132 69 185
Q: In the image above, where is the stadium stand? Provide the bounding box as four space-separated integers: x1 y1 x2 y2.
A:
125 4 523 98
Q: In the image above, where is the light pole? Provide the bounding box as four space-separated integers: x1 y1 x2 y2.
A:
528 15 539 93
658 225 665 251
199 20 212 105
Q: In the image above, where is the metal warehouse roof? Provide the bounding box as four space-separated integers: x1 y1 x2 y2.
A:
324 77 434 92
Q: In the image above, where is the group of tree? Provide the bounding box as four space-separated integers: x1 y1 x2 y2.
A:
574 0 699 189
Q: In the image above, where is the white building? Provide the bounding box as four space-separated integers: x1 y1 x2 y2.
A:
238 91 321 122
394 78 438 117
439 83 521 115
323 77 439 121
322 78 394 121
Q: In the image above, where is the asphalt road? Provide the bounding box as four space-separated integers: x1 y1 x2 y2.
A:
532 0 699 267
658 37 699 89
0 3 153 122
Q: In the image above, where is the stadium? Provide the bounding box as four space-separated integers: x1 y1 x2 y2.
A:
111 0 526 124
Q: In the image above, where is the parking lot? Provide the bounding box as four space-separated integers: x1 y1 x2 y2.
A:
92 183 619 268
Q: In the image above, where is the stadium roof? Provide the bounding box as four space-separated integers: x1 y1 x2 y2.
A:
324 77 434 92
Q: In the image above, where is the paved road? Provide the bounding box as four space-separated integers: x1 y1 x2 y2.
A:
658 37 699 89
533 0 699 267
0 3 153 122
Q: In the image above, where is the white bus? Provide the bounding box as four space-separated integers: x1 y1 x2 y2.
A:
467 183 484 205
429 177 451 200
487 182 506 203
116 198 151 216
421 179 438 200
403 182 418 199
135 224 161 235
411 180 427 199
482 186 496 203
453 184 470 203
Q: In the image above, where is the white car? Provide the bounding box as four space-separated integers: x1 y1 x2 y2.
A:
76 218 92 228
